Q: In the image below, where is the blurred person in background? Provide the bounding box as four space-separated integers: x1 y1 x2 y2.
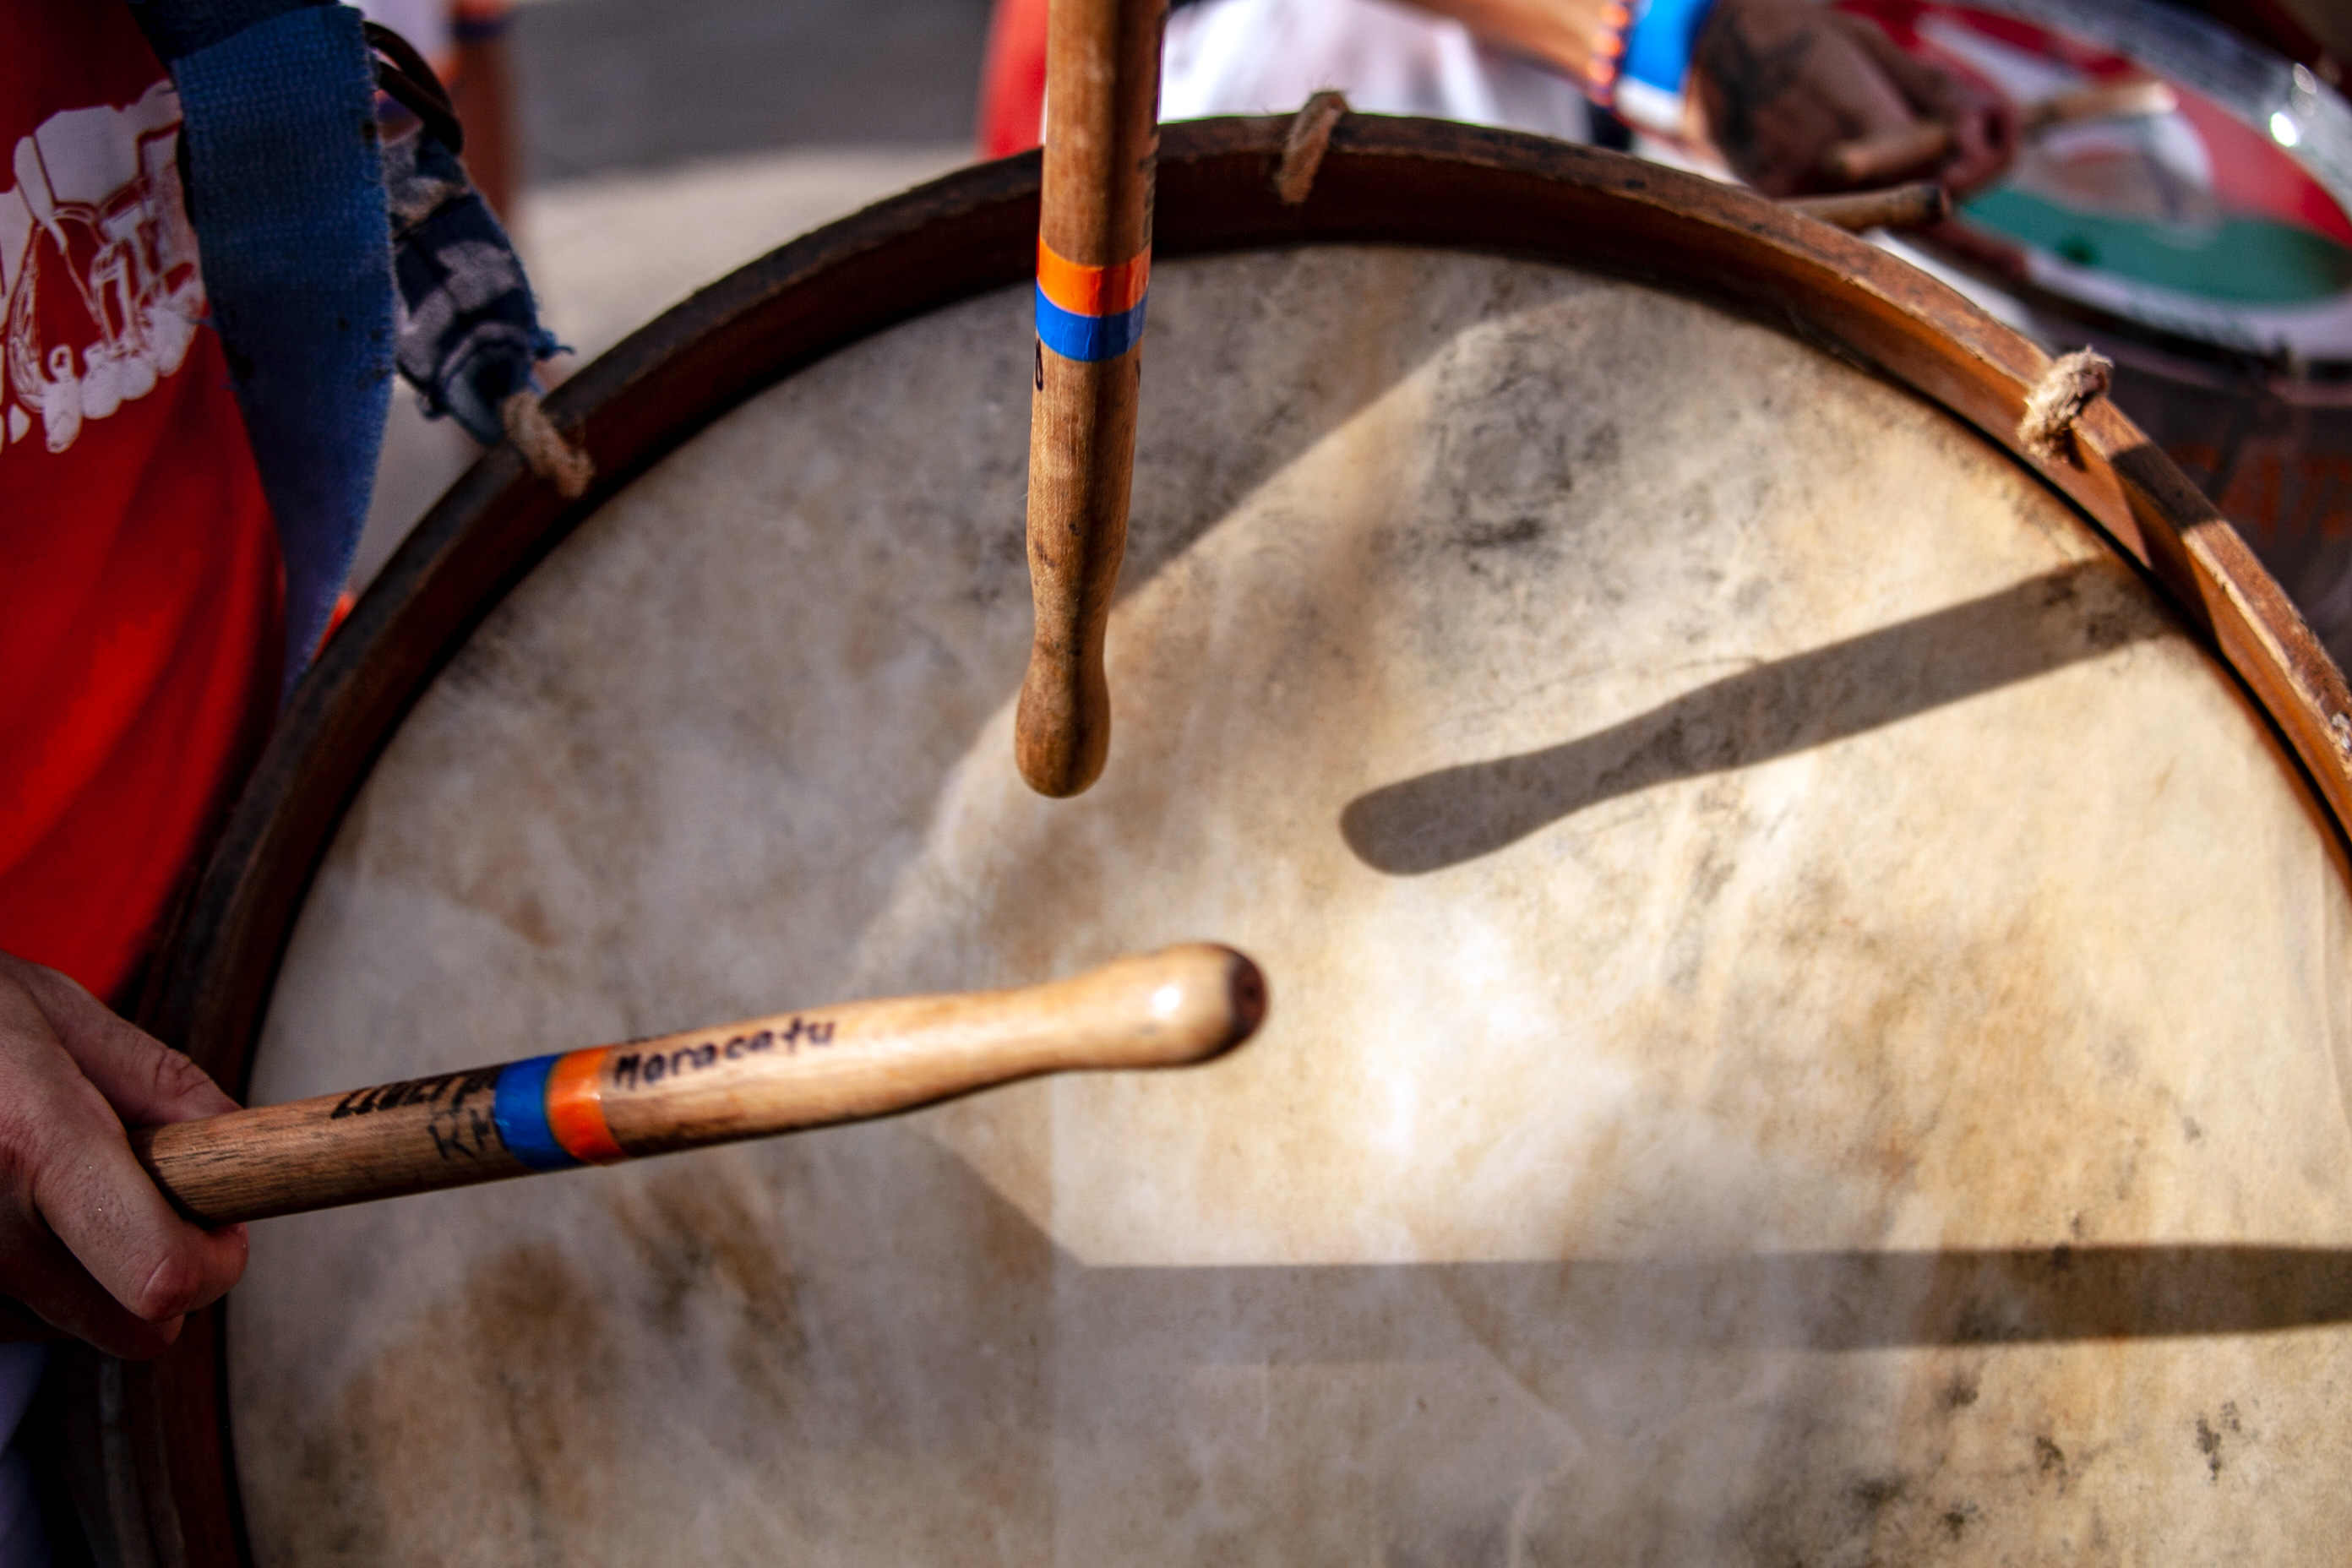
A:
980 0 2017 196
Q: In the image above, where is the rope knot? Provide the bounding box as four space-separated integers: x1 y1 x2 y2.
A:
1274 91 1350 206
502 390 596 500
2017 347 2113 466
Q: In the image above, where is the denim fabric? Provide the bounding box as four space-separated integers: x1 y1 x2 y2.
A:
165 3 395 684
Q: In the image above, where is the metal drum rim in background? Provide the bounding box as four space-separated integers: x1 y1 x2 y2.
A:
56 114 2352 1568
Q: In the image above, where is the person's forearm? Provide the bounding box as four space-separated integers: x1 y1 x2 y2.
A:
1398 0 1619 82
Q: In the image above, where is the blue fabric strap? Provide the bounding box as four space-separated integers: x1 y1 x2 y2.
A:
128 0 393 688
168 4 393 684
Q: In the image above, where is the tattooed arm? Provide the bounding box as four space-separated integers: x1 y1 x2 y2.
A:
1690 0 2016 195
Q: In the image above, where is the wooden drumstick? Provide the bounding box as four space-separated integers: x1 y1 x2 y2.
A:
1015 0 1168 798
1823 118 1956 188
1821 77 2179 188
1785 181 1950 231
132 945 1266 1226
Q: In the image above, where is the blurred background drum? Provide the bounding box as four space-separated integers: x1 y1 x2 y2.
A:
69 120 2352 1565
1843 0 2352 668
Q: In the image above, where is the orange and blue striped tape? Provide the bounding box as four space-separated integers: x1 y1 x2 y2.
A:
1035 236 1150 362
492 1049 624 1169
487 1015 839 1168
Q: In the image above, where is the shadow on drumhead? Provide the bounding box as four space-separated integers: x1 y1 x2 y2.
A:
1070 1244 2352 1358
1340 560 2166 875
248 1122 2352 1564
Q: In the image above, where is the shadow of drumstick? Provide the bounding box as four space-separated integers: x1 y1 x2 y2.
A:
1341 561 2165 875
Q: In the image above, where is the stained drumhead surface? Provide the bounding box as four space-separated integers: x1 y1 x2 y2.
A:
233 245 2352 1564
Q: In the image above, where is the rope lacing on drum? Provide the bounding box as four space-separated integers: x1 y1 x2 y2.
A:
1275 92 1350 206
2018 348 2113 466
503 392 596 499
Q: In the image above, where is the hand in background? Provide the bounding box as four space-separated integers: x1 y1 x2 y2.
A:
0 952 248 1358
1690 0 2017 196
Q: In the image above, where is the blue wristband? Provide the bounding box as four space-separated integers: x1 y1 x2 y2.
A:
1615 0 1720 135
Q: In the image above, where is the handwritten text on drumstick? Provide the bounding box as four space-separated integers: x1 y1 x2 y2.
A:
611 1016 836 1090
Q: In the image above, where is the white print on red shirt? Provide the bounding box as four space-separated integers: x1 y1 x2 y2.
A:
0 80 204 457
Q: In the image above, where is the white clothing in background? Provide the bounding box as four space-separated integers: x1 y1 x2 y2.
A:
1161 0 1591 142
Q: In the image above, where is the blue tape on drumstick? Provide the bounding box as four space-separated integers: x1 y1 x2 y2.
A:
1036 287 1148 362
492 1054 580 1170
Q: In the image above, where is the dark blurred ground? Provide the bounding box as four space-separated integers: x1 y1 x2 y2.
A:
509 0 994 183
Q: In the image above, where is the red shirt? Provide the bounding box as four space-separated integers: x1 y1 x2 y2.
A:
0 0 284 1004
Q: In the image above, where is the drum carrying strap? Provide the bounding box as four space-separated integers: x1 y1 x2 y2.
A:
127 0 561 690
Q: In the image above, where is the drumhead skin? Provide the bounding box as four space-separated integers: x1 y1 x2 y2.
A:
73 121 2352 1566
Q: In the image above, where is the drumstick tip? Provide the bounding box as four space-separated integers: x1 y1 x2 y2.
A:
1015 647 1113 797
1134 942 1270 1060
1216 945 1270 1048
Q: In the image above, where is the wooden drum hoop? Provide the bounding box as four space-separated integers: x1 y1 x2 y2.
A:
57 115 2352 1567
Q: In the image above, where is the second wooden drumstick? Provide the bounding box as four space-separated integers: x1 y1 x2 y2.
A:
1015 0 1168 798
133 945 1266 1226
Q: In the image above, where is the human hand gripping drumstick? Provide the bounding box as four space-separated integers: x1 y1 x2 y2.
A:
1822 77 2177 188
1015 0 1168 798
132 945 1266 1226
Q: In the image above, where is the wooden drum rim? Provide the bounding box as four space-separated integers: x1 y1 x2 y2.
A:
79 114 2352 1568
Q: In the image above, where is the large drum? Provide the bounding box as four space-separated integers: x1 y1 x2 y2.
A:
66 118 2352 1565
